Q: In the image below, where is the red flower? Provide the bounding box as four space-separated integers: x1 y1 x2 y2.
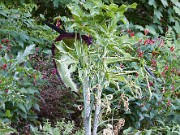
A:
127 29 131 33
170 46 175 52
0 45 2 49
172 86 175 91
149 39 155 44
171 68 175 73
2 64 7 70
130 32 135 37
159 39 164 47
138 51 144 58
5 89 8 93
151 59 157 67
120 64 124 68
161 71 165 77
51 68 57 76
144 29 149 35
6 44 11 51
139 39 142 43
167 99 171 106
1 39 5 43
56 19 61 27
144 39 155 45
135 72 139 77
149 81 153 86
164 65 168 71
144 39 150 45
5 39 9 43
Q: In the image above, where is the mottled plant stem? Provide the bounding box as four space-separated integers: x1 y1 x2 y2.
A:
93 84 102 135
83 76 91 135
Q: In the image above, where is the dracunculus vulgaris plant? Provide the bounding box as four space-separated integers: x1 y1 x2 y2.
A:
52 0 139 134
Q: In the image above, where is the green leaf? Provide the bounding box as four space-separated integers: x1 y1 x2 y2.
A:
5 110 12 118
145 25 156 35
52 0 60 8
11 44 35 68
123 127 133 134
160 0 168 7
148 0 156 7
109 3 119 12
113 46 132 57
173 21 180 34
171 0 180 8
17 103 26 113
55 41 78 92
56 57 78 92
135 25 144 31
104 57 137 64
129 3 137 9
120 17 129 27
118 4 127 12
0 9 8 17
173 6 180 16
34 103 40 111
154 9 162 20
145 129 152 135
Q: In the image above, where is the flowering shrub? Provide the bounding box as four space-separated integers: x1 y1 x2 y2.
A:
0 35 41 132
105 28 180 133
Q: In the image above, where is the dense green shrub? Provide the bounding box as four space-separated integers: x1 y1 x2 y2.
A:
104 0 180 36
104 28 180 133
30 119 84 135
0 120 17 135
0 2 55 133
0 35 41 129
0 3 55 50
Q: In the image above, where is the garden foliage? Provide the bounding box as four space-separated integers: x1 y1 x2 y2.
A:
0 0 179 134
